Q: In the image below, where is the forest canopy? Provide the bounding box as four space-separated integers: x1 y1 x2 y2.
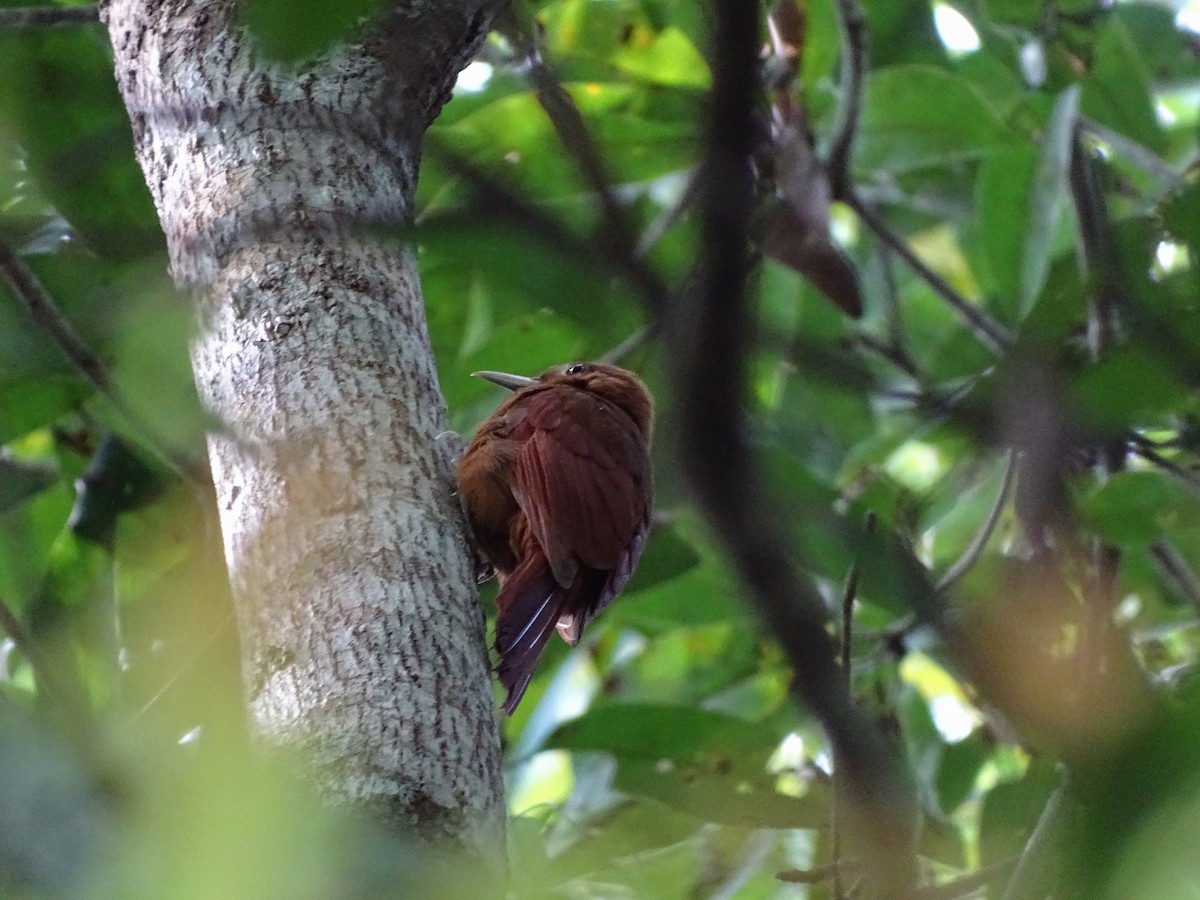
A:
2 0 1200 897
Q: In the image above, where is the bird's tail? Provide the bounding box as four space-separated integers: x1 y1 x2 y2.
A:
494 556 565 715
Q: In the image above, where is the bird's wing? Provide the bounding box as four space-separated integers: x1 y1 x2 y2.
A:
511 388 652 615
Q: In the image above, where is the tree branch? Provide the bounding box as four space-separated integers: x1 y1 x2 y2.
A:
845 191 1012 353
826 0 870 195
0 240 201 483
669 1 916 892
935 451 1016 595
0 593 72 709
425 144 672 318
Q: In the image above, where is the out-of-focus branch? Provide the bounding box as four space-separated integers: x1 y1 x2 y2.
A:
833 515 870 900
0 240 112 393
0 240 201 483
507 29 643 269
1132 437 1200 495
846 190 1013 353
1070 126 1127 721
636 169 702 258
425 144 672 317
600 325 651 365
935 452 1016 595
1079 117 1179 186
1000 785 1067 900
0 593 68 706
668 0 916 893
0 4 98 27
826 0 870 195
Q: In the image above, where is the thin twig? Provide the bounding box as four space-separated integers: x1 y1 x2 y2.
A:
1000 785 1067 900
0 241 113 393
913 858 1020 900
1070 127 1126 731
500 21 651 293
855 332 921 381
0 4 98 27
426 144 672 317
0 240 201 484
826 0 870 195
845 190 1012 353
778 860 859 884
599 325 652 365
0 594 69 707
1072 129 1124 374
935 452 1016 595
635 168 702 258
833 516 868 900
1134 439 1200 494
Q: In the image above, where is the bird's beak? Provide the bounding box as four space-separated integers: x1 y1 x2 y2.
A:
472 370 536 392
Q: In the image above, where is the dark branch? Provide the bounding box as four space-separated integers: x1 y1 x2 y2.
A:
425 144 672 317
514 38 644 271
669 1 916 892
846 190 1012 353
1132 437 1200 495
0 240 201 483
826 0 870 195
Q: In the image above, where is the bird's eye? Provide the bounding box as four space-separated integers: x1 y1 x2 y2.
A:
564 363 589 375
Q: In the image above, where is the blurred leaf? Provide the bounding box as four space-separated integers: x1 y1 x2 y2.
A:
614 758 827 828
936 735 990 816
856 65 1015 174
1069 344 1188 436
1082 470 1200 547
621 525 700 595
547 704 779 765
0 453 57 513
0 377 88 445
1015 85 1079 321
978 760 1061 867
1161 178 1200 261
0 27 160 255
1081 17 1166 155
612 26 709 89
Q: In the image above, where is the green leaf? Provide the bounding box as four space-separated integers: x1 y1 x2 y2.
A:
936 736 990 815
1069 344 1188 435
612 26 709 89
0 454 57 513
613 758 827 828
1019 85 1079 320
1161 179 1200 261
856 65 1015 174
547 704 779 765
0 377 89 445
1082 471 1200 547
1081 17 1165 155
0 28 160 256
621 525 700 596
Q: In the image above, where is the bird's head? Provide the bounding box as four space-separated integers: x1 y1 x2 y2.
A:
473 362 654 438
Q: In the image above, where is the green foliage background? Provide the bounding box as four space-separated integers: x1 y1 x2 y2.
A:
2 0 1200 896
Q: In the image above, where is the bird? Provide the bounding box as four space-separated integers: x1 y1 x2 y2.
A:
457 362 654 714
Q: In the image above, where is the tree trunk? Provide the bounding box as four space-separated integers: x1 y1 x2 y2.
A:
100 0 506 865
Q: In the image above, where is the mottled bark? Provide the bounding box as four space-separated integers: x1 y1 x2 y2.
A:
100 0 506 864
